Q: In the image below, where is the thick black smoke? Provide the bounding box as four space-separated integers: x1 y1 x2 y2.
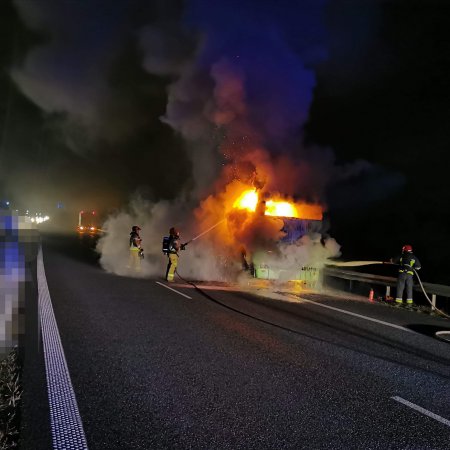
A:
5 0 402 213
4 0 433 281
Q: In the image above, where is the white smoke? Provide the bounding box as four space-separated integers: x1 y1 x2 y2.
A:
96 194 341 283
96 195 236 281
96 197 187 278
252 234 341 282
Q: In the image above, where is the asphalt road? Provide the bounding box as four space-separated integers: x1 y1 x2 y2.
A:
27 234 450 449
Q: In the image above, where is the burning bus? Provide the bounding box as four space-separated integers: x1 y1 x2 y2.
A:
231 189 323 284
194 181 326 285
253 216 323 284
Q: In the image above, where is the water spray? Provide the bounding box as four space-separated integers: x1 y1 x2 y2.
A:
183 218 227 247
326 260 384 267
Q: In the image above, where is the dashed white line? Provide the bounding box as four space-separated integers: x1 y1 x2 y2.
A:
391 396 450 428
155 281 192 299
297 296 415 333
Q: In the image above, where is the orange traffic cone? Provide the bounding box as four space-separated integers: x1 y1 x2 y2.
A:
369 288 374 302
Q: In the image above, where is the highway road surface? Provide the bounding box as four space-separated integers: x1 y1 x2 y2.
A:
20 234 450 449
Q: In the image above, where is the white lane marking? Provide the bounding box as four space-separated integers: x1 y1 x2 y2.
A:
296 296 415 333
391 396 450 428
38 246 89 449
155 281 192 299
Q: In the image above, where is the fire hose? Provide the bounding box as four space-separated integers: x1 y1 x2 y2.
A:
412 269 450 343
328 260 450 318
327 260 384 267
175 256 450 342
413 268 450 319
178 231 450 332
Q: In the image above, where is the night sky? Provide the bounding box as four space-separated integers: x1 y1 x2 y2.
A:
1 0 449 284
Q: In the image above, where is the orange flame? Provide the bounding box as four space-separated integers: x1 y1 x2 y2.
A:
265 200 297 218
232 189 322 220
233 189 258 212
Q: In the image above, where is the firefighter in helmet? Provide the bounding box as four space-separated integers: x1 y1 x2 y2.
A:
165 227 186 282
128 225 142 271
392 244 421 306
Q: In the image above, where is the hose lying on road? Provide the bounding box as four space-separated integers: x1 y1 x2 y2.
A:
413 269 450 319
174 268 450 342
175 268 197 289
435 331 450 343
173 269 324 339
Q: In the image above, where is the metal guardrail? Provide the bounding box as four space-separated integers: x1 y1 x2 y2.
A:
323 266 450 310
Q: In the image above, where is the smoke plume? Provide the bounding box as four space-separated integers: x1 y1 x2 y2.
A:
95 0 343 280
11 0 346 281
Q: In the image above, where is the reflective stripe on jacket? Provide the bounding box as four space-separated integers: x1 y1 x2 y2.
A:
398 253 421 276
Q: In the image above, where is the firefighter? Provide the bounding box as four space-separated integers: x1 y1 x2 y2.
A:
165 227 185 282
392 244 421 306
128 225 142 271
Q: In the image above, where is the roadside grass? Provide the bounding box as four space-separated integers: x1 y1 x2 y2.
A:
0 349 21 449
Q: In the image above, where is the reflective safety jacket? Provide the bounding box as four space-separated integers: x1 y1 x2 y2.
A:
394 252 421 276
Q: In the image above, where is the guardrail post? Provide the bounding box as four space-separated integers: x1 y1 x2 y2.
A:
431 294 436 311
